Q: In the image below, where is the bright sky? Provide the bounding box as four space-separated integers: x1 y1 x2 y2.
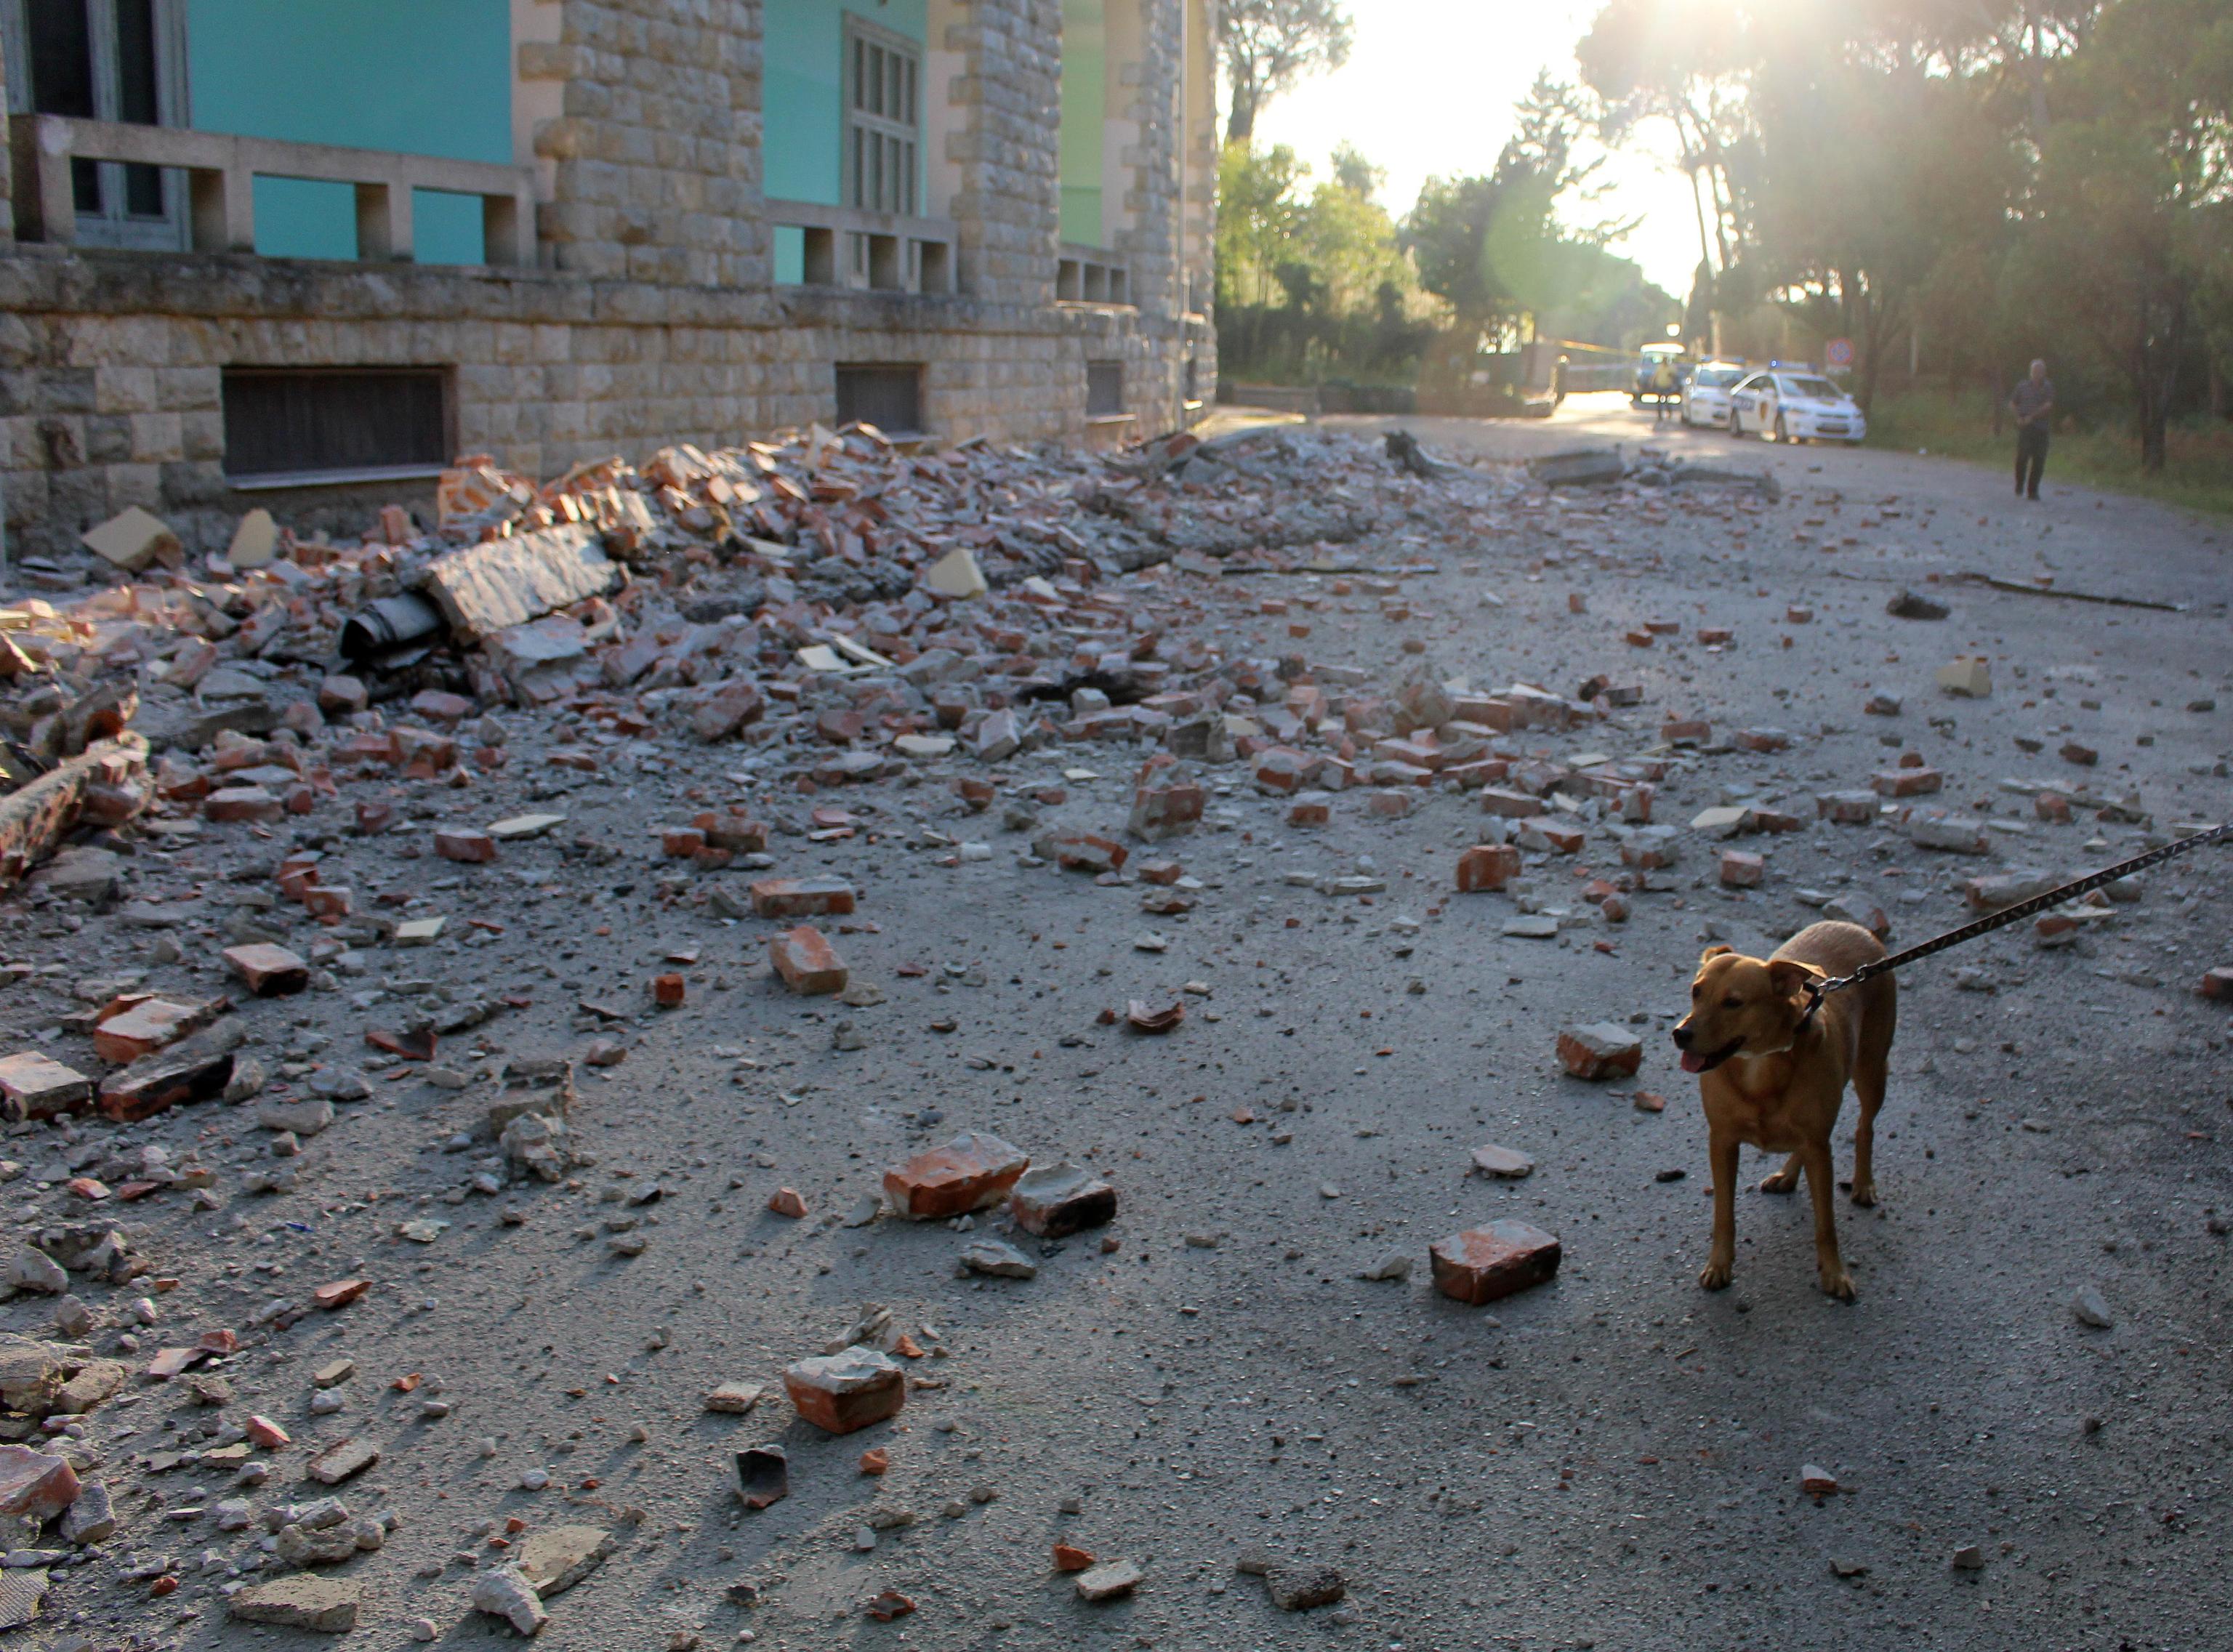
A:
1250 0 1705 302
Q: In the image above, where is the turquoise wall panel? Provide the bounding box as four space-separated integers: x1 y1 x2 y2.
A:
186 0 510 265
765 0 926 241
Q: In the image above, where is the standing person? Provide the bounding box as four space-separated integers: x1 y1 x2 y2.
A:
2008 358 2055 499
1651 355 1678 423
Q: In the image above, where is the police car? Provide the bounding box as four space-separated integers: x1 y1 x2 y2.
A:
1679 361 1748 429
1725 366 1867 443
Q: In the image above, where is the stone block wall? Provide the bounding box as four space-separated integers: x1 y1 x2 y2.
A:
0 0 1215 566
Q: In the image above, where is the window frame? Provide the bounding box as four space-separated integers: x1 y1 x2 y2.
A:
840 13 921 220
3 0 190 250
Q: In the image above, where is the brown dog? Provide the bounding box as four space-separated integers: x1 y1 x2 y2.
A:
1670 921 1896 1301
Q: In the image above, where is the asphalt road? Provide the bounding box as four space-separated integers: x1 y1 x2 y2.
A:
11 394 2231 1652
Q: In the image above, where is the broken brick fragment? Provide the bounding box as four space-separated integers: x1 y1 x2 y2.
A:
1871 767 1942 797
434 829 498 864
748 877 857 919
767 1188 808 1218
1718 850 1765 889
204 785 282 824
313 1278 370 1311
770 928 846 995
223 943 309 996
651 972 687 1008
1456 845 1520 893
244 1414 291 1450
1053 1544 1095 1573
92 998 210 1065
2200 967 2233 1002
1429 1220 1563 1305
0 1052 93 1121
1557 1023 1643 1080
884 1132 1031 1220
0 1444 82 1521
1008 1162 1117 1237
784 1346 906 1435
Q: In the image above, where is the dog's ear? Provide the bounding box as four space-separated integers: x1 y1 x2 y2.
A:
1766 959 1822 1001
1698 945 1734 966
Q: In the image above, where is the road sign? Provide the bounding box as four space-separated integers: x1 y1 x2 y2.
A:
1824 338 1855 368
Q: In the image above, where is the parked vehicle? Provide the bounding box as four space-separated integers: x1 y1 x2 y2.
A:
1725 366 1867 443
1630 342 1688 408
1680 361 1748 429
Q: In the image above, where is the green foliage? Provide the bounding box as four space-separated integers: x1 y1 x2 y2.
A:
1573 0 2233 469
1222 0 1354 143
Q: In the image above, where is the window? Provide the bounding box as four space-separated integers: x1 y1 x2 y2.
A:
1086 360 1123 418
222 368 453 486
4 0 188 249
845 17 919 217
834 365 924 438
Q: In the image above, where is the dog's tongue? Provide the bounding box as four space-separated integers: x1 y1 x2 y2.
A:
1679 1051 1707 1073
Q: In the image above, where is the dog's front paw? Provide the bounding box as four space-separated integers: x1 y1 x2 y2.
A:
1848 1177 1877 1209
1819 1266 1856 1302
1698 1257 1734 1291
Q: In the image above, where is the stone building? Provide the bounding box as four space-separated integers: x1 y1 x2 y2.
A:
0 1 1219 563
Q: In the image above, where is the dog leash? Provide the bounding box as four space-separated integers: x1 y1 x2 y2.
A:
1793 818 2233 1033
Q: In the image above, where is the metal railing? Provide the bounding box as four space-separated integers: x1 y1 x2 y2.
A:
8 113 538 265
1057 243 1129 305
766 198 957 296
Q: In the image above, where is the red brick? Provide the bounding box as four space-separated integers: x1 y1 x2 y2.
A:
1661 719 1710 744
244 1414 291 1450
770 927 846 995
434 829 497 864
1718 850 1765 888
2200 967 2233 1001
1557 1023 1643 1080
1367 789 1415 819
1429 1220 1563 1305
313 1278 370 1311
317 675 369 716
1699 627 1734 645
0 1445 81 1521
92 998 208 1065
699 813 768 852
1871 767 1942 797
1479 788 1545 819
1536 823 1586 855
1053 1543 1096 1573
1252 747 1311 794
301 885 353 919
661 827 707 858
1456 844 1521 893
204 785 281 823
1624 629 1655 648
223 943 310 996
1786 607 1813 624
1047 832 1127 874
651 972 687 1008
2034 791 2072 823
767 1187 808 1217
0 1052 92 1121
354 799 395 834
1733 728 1790 753
748 877 858 919
784 1347 906 1435
883 1131 1030 1220
409 690 475 724
2059 741 2098 767
1138 859 1183 885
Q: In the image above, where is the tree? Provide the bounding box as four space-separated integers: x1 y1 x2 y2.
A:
2019 0 2233 468
1404 76 1626 339
1740 16 2020 411
1221 0 1353 143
